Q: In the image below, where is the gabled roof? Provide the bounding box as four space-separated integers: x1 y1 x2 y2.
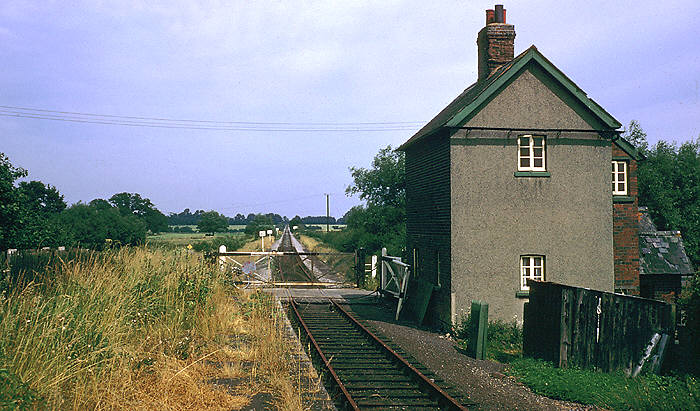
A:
639 207 694 276
398 46 623 151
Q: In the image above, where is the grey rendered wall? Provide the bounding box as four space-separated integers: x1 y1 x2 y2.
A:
450 69 614 322
405 133 451 327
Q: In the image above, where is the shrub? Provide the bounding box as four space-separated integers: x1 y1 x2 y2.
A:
191 235 248 253
455 315 522 362
679 272 700 375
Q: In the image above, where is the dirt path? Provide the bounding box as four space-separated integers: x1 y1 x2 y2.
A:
346 299 599 411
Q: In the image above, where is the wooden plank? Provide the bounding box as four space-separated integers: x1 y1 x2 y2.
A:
559 288 572 368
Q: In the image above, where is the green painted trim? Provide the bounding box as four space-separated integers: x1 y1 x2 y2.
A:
446 47 622 131
451 137 606 147
514 171 551 177
612 156 630 161
613 195 634 203
529 64 606 131
446 54 531 128
613 136 644 161
548 138 609 147
516 290 530 298
528 52 621 129
451 138 516 146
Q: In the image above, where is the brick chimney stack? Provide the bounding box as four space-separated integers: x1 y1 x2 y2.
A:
477 4 516 81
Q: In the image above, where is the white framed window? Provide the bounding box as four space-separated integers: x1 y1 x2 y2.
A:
518 135 546 171
612 160 627 195
520 255 545 290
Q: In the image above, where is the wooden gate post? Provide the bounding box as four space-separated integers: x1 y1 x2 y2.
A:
468 300 489 360
355 247 365 288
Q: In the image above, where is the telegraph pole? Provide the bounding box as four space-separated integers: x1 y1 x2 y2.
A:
326 193 330 233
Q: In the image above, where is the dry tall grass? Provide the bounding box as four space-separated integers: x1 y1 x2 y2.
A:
0 248 302 410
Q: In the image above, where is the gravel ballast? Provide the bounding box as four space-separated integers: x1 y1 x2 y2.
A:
345 298 598 411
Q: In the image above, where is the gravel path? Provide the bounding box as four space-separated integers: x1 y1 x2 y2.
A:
346 299 599 411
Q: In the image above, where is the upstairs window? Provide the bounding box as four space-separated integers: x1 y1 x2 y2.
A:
612 160 627 195
520 255 545 291
518 135 546 171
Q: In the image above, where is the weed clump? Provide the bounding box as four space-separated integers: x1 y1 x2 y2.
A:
454 315 523 362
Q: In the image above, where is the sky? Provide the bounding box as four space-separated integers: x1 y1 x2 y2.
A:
1 1 699 218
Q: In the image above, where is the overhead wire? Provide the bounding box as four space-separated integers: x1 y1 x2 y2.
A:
0 105 424 131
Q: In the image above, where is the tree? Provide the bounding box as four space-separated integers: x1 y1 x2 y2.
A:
343 146 406 255
197 211 229 234
346 146 405 209
109 192 168 233
289 215 303 227
0 153 27 249
622 120 648 154
10 181 70 248
59 202 146 248
627 121 700 267
244 214 274 236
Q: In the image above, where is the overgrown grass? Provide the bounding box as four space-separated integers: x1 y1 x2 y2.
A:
508 358 700 410
0 247 303 409
454 315 523 362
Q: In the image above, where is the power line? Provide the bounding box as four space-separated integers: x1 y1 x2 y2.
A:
0 112 420 132
0 105 425 131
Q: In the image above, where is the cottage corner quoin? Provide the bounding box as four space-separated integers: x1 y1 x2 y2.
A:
397 4 655 326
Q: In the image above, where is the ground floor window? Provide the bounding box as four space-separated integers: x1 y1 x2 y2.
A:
520 255 545 290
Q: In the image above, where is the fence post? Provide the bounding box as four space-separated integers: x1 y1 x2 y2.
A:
468 300 489 360
355 247 365 288
371 255 378 279
381 247 387 291
218 245 226 271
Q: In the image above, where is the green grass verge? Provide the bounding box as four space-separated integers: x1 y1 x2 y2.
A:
507 358 700 410
454 317 699 409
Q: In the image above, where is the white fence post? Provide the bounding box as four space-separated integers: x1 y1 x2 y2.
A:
381 247 387 290
218 245 227 271
371 255 378 279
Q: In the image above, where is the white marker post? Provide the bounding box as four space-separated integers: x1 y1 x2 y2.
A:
259 230 266 250
218 245 227 271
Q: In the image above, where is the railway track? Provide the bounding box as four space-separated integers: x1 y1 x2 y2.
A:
275 228 317 282
288 299 472 410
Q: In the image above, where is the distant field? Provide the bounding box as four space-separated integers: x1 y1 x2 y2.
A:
302 224 346 232
148 232 245 246
169 225 247 231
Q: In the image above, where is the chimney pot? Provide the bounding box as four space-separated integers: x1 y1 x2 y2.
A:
495 5 504 23
486 9 495 24
477 4 515 81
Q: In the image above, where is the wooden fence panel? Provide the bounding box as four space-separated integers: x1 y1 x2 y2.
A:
524 281 675 373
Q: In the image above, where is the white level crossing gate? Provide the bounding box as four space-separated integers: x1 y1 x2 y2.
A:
380 247 411 320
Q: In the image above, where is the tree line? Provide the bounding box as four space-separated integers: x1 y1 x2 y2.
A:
169 209 345 231
0 154 170 249
0 152 349 250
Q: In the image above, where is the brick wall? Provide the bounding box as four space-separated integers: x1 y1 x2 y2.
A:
612 143 640 294
477 24 516 81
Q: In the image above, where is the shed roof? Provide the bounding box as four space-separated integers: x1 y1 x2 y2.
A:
398 46 629 153
639 207 694 276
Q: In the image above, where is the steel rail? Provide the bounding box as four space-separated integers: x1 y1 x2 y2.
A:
288 299 360 411
218 251 354 256
330 299 468 411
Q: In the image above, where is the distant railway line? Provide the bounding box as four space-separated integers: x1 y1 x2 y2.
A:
287 299 471 410
274 227 317 282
